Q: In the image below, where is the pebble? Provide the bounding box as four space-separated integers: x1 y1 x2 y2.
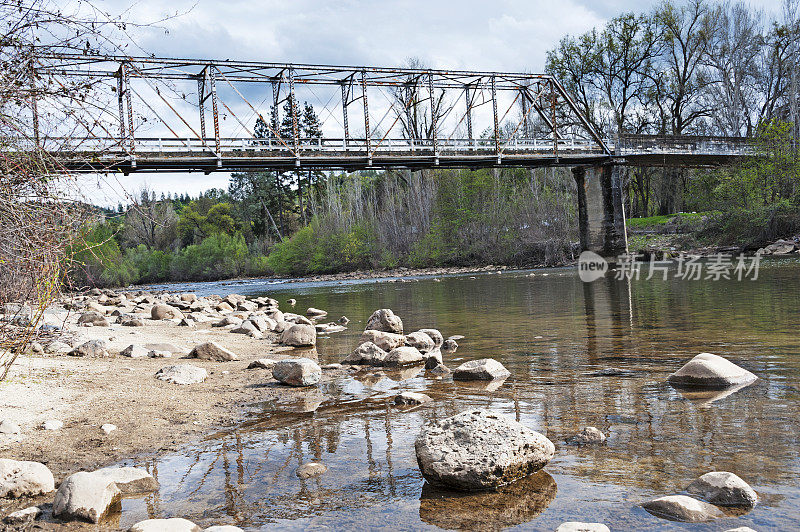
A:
41 420 64 431
101 423 117 435
0 420 21 434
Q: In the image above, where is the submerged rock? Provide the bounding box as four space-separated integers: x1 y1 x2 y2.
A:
415 409 554 491
641 495 726 522
365 308 404 334
686 471 757 508
189 342 239 362
668 353 757 389
452 359 511 381
129 518 201 531
272 358 321 387
295 462 327 479
280 324 317 347
0 459 55 498
566 426 606 445
155 364 208 385
395 392 432 405
53 471 122 523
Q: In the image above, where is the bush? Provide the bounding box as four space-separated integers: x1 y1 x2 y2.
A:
124 245 173 283
172 233 249 281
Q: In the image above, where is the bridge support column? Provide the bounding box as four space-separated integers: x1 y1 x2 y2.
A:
573 165 628 258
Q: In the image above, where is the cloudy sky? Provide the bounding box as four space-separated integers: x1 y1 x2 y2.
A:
82 0 780 206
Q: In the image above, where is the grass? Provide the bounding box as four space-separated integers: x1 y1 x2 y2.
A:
626 211 716 229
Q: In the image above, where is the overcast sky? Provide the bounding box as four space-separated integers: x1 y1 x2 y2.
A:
82 0 781 206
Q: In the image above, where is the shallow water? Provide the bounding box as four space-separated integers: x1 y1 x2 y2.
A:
119 259 800 530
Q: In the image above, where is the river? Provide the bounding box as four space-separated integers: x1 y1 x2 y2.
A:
116 258 800 530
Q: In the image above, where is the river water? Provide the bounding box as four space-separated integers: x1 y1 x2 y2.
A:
117 259 800 530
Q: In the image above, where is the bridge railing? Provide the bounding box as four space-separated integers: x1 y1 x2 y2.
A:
615 134 754 156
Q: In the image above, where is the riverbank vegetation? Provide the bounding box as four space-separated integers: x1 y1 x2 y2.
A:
73 0 800 285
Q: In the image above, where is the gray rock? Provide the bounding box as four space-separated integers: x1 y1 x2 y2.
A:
383 346 424 367
213 316 242 328
53 471 121 523
415 409 555 490
121 344 149 359
151 304 184 321
272 358 322 386
442 339 458 352
418 328 444 348
283 313 313 325
41 420 64 431
566 426 606 445
77 312 109 327
365 308 404 334
3 303 31 321
69 339 109 358
452 359 511 381
3 506 41 524
360 329 405 351
343 342 388 365
249 315 275 332
280 324 317 347
0 420 21 434
395 392 432 405
247 358 277 370
45 340 72 354
230 320 258 335
427 363 451 376
686 471 757 507
306 307 328 317
155 364 208 385
148 350 172 358
641 495 726 522
668 353 757 389
405 331 435 353
189 341 239 362
338 316 350 325
0 459 55 498
295 462 328 479
555 523 610 532
91 467 159 494
129 518 201 531
178 318 195 327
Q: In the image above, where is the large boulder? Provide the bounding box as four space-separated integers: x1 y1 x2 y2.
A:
155 364 208 385
415 410 554 491
668 353 757 388
342 342 388 365
452 359 511 381
52 471 121 523
418 328 444 348
77 311 110 327
90 467 159 494
151 304 184 321
0 459 55 498
405 331 435 353
642 495 726 522
360 329 405 352
129 518 201 531
189 342 239 362
69 340 109 358
686 471 757 507
280 324 317 347
272 358 322 387
383 346 424 367
365 308 403 334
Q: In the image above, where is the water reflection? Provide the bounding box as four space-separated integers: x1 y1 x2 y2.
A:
118 261 800 530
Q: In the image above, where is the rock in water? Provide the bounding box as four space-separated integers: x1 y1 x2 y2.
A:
365 308 404 334
395 392 432 405
442 339 458 352
189 341 239 362
280 324 317 347
452 359 511 381
415 409 554 490
155 364 208 385
342 342 388 365
641 495 726 522
686 471 757 507
53 471 121 523
405 331 435 353
90 467 159 494
418 328 443 348
0 459 55 498
359 329 405 351
305 307 327 317
272 358 322 386
668 353 757 389
128 518 201 531
555 523 610 532
566 426 606 445
383 346 424 367
295 462 328 479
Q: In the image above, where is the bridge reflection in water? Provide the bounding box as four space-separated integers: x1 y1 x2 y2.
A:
113 266 800 530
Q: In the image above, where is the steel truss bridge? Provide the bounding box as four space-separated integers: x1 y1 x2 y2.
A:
27 54 751 174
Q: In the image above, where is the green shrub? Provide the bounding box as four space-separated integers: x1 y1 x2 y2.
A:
173 233 249 280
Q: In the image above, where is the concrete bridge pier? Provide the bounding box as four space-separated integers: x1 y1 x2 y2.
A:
572 164 628 258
